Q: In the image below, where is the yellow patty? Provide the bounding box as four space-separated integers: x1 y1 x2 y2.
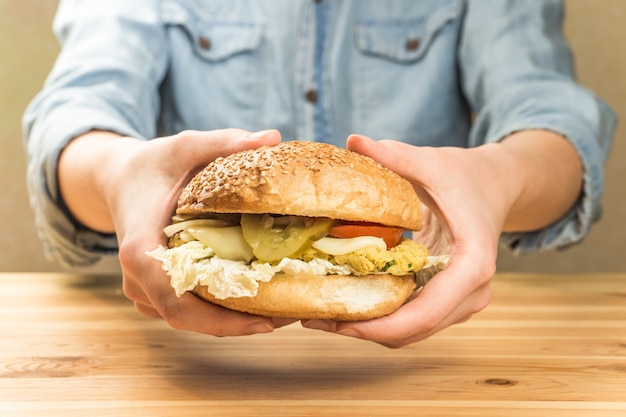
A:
299 239 428 276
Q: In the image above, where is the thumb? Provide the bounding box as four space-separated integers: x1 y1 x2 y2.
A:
172 128 282 169
346 134 418 181
347 134 440 218
216 128 283 156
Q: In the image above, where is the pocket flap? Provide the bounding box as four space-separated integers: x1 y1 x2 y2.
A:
355 1 462 63
193 21 263 62
162 2 263 62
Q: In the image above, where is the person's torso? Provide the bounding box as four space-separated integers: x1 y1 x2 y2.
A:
158 0 471 148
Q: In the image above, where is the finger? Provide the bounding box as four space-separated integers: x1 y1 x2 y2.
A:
346 135 454 218
346 134 451 230
374 281 491 348
303 240 495 346
121 266 154 306
347 136 455 265
129 267 277 336
169 128 282 172
120 235 276 336
272 318 298 329
304 280 490 347
334 250 495 346
158 291 276 336
346 134 420 180
127 266 277 336
134 301 163 319
137 129 283 232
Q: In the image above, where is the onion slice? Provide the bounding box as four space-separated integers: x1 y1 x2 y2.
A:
163 218 235 238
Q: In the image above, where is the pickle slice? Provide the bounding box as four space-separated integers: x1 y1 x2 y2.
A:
241 214 334 263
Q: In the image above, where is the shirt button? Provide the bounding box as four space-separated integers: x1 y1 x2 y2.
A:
405 37 420 51
304 89 318 104
198 36 212 50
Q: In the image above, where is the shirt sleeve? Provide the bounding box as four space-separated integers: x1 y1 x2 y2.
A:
23 0 168 267
459 0 617 254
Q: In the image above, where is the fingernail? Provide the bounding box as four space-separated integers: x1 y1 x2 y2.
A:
302 320 331 332
249 129 276 139
246 322 274 334
337 328 363 339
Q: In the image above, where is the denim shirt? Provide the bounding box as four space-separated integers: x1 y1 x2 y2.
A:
23 0 616 267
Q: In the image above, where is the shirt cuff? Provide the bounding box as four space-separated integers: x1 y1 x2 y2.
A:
25 105 144 267
479 106 615 254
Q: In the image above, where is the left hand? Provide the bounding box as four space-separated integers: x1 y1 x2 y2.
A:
303 134 518 347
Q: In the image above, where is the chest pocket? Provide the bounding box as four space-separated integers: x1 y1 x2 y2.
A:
159 1 265 131
187 21 262 62
354 1 463 63
162 1 263 61
349 0 465 143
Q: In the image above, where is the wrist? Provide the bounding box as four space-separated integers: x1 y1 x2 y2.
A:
58 130 128 233
497 130 583 232
470 141 523 231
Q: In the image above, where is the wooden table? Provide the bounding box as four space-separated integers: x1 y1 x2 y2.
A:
0 272 625 416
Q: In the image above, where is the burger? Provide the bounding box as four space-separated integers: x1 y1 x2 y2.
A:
147 141 447 321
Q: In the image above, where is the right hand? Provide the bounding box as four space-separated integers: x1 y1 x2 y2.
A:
59 128 291 335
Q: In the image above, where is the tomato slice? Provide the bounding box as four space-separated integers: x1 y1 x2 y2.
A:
328 222 404 249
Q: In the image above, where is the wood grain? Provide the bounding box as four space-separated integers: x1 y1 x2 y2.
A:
0 272 625 416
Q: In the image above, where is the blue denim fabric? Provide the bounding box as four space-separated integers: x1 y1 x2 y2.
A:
23 0 616 267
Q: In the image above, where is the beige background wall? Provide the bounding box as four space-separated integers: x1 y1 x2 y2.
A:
1 0 624 273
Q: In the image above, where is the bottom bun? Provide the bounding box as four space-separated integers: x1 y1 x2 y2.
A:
191 273 418 321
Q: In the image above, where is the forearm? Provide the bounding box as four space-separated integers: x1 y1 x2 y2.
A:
494 130 583 232
58 130 125 234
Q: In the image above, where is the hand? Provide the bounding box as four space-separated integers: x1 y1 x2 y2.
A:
303 134 515 347
60 128 294 335
304 129 582 347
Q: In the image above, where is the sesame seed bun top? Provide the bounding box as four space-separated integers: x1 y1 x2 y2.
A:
177 141 422 231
